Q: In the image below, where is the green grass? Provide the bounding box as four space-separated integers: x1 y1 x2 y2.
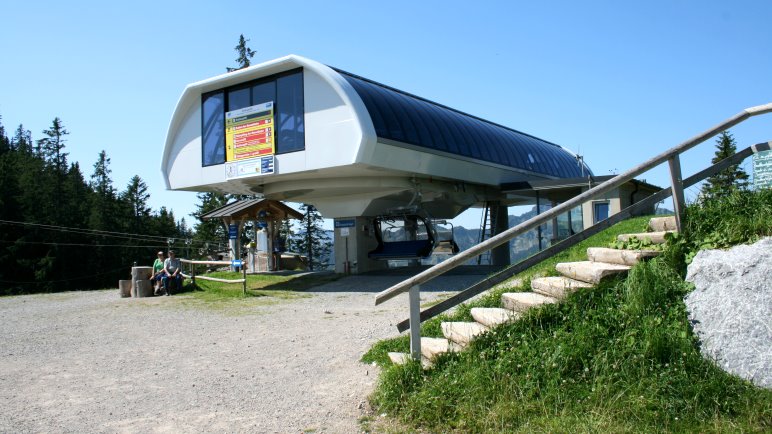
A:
365 190 772 433
168 271 340 313
186 271 339 299
363 215 653 366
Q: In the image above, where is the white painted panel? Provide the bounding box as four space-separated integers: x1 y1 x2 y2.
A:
301 68 361 170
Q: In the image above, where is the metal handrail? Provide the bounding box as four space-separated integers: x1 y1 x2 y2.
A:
375 103 772 306
393 141 770 332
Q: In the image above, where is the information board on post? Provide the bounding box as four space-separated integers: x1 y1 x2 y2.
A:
754 150 772 190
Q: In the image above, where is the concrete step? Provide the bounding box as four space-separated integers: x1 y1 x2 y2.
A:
420 337 459 361
587 247 660 266
555 261 631 284
470 307 520 328
388 352 411 366
501 292 558 312
531 276 593 299
441 321 488 346
648 216 677 232
616 231 673 245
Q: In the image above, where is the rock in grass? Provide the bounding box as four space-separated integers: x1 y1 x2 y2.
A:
685 237 772 389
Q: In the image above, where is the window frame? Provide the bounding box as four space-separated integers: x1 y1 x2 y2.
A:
592 201 610 224
200 68 305 168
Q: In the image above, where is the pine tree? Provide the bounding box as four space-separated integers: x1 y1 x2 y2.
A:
90 150 114 197
701 131 749 200
122 175 151 233
226 34 256 72
11 124 33 154
192 192 229 253
294 204 331 271
0 115 9 154
89 150 118 231
37 117 69 173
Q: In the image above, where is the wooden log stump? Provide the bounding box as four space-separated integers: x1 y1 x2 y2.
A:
118 280 132 298
135 279 154 298
131 266 152 282
131 266 153 298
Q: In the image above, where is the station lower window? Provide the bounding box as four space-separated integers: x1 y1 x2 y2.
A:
593 201 610 224
202 92 225 166
201 68 305 167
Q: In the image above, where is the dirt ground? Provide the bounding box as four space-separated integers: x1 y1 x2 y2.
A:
0 273 483 433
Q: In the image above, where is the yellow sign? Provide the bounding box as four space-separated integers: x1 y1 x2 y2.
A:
225 102 274 161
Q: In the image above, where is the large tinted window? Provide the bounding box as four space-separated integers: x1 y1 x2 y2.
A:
252 82 275 106
276 72 305 154
200 69 305 166
227 87 251 111
202 91 225 166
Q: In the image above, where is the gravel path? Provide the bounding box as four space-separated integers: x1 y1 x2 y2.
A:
0 273 482 433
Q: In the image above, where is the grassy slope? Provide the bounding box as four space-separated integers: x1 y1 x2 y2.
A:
365 190 772 433
363 215 653 365
185 271 339 301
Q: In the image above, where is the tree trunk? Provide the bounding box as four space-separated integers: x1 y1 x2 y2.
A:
131 266 152 298
135 279 154 298
118 280 132 298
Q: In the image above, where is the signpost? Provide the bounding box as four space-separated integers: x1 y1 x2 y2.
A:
754 150 772 190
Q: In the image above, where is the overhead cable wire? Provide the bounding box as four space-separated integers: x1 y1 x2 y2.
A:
0 266 129 284
0 240 176 248
0 219 223 246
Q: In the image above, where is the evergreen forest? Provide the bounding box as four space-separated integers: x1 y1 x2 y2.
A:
0 116 201 295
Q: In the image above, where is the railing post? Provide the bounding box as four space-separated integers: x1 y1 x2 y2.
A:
668 155 686 232
409 285 421 361
243 264 247 295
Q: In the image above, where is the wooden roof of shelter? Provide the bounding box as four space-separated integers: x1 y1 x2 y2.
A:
200 198 303 223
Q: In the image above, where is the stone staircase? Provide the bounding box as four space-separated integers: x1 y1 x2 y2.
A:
388 216 676 367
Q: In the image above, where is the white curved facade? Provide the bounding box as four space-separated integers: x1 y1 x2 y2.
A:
162 55 583 218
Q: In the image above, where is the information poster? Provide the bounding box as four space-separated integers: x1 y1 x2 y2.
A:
754 150 772 190
225 101 274 162
225 155 274 180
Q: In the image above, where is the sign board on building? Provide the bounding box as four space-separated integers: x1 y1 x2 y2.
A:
228 224 238 240
754 150 772 190
224 101 276 180
225 101 275 161
340 227 350 237
225 155 275 180
334 219 356 228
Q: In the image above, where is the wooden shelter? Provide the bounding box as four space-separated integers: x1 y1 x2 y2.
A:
200 199 303 271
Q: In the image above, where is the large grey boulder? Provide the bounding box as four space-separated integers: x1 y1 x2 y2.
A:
685 237 772 389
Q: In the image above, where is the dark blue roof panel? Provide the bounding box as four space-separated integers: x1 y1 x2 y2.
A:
335 70 593 179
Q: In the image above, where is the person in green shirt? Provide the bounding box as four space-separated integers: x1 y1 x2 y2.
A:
152 251 165 295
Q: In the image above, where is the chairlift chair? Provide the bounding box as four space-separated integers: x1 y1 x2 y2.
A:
367 211 439 260
432 220 460 255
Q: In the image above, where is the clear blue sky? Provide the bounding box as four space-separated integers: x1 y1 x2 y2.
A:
2 1 771 230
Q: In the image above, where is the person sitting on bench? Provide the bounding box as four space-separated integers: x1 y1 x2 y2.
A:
162 250 182 296
151 251 165 295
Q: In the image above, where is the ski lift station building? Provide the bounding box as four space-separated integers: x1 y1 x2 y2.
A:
162 55 653 274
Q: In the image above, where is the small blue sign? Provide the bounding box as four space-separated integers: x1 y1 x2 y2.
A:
231 259 242 267
228 224 238 240
334 219 356 228
257 221 268 229
260 156 274 174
